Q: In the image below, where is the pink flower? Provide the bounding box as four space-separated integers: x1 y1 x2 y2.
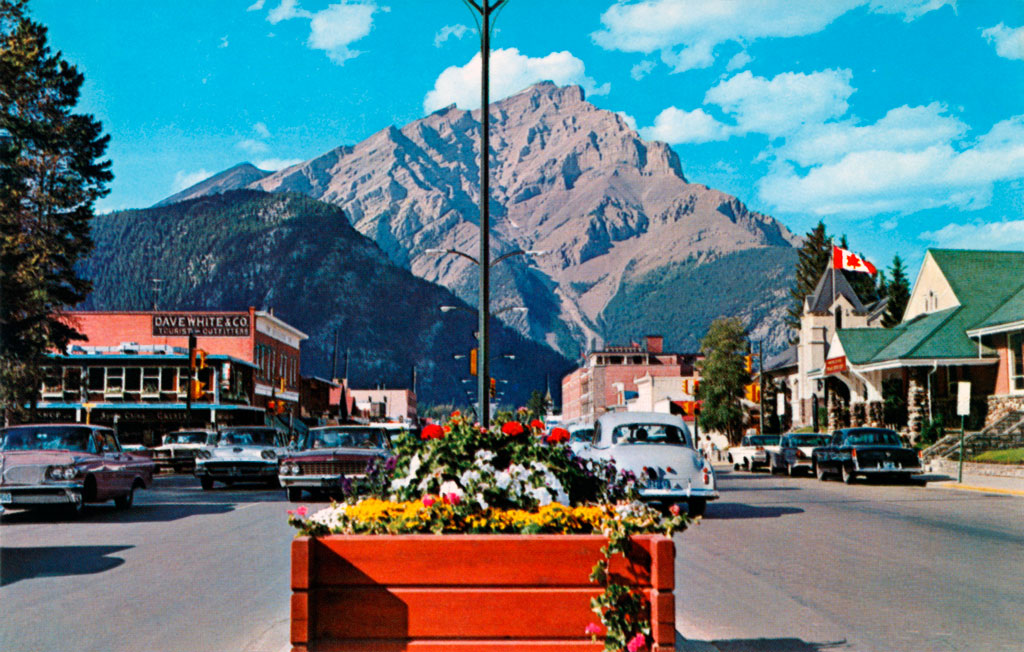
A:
296 506 308 517
443 492 461 505
421 424 444 440
422 496 436 507
287 509 295 516
626 633 647 652
501 421 525 437
584 622 605 636
669 504 681 517
546 427 570 444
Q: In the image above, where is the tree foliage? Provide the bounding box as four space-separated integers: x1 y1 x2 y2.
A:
786 221 830 336
526 389 550 420
881 255 910 327
0 0 111 420
696 317 749 445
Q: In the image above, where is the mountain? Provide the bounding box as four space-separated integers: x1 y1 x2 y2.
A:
154 163 271 207
80 190 574 406
159 82 801 354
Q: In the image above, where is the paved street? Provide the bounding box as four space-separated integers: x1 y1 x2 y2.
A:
676 466 1024 652
1 470 1021 652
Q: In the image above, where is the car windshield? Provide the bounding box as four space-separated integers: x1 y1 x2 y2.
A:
0 425 95 452
304 427 385 450
748 436 780 446
165 432 206 445
216 429 278 446
790 435 828 447
569 428 594 442
611 423 688 446
845 429 902 446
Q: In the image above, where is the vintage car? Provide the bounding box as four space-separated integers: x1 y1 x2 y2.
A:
194 426 288 490
574 411 718 517
812 427 925 484
150 429 216 473
278 425 392 501
727 434 781 472
0 423 155 515
566 424 595 455
768 432 830 476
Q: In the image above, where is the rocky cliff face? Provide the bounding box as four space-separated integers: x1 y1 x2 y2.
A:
167 82 800 355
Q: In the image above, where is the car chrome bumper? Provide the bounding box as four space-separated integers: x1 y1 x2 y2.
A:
0 484 84 506
639 487 719 501
855 465 924 475
195 464 277 480
279 474 365 488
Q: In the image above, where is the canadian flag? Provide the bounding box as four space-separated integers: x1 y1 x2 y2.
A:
832 244 877 275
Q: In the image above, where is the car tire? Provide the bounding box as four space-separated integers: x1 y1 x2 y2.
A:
786 462 797 477
287 487 303 502
743 458 751 472
842 464 856 484
686 498 707 518
114 487 134 509
815 462 827 481
200 477 214 491
64 498 86 518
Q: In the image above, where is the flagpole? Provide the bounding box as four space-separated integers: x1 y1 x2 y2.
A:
831 240 836 315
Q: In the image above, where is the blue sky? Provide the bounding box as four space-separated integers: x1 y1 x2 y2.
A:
33 0 1024 272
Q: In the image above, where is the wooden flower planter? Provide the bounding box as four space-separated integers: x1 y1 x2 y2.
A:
291 534 675 651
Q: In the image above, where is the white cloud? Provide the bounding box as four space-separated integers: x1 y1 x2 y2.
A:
268 0 310 24
308 2 377 64
725 51 751 71
253 122 271 139
237 138 270 155
434 24 469 48
705 69 854 138
172 169 213 192
921 220 1024 250
639 106 732 144
630 60 656 80
247 0 265 11
593 0 948 72
758 115 1024 216
256 157 304 171
616 111 637 131
982 23 1024 61
423 48 610 113
219 35 229 49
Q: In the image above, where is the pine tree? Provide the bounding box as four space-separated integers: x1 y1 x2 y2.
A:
0 0 111 420
882 255 910 327
696 317 749 445
786 221 831 338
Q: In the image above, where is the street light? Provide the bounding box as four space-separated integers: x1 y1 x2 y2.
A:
425 247 548 268
440 305 527 317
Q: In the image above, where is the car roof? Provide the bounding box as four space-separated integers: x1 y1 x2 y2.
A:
596 411 689 429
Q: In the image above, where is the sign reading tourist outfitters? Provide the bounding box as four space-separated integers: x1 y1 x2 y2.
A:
825 356 848 374
152 313 251 337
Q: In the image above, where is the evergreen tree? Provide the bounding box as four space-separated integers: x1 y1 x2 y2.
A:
696 317 749 445
882 255 910 327
0 0 111 420
786 221 830 337
526 389 550 421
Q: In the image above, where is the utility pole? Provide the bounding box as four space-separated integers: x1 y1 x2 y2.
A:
331 329 339 381
758 340 765 434
464 0 508 428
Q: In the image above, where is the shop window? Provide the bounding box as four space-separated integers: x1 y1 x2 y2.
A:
161 367 178 394
1011 332 1024 394
105 367 124 396
178 368 189 396
88 367 105 392
63 367 82 397
42 366 62 398
125 367 142 392
142 368 160 397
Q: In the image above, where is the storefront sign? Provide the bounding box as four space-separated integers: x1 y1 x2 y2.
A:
825 356 848 375
153 313 250 337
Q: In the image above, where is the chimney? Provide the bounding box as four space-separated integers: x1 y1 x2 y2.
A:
645 335 663 354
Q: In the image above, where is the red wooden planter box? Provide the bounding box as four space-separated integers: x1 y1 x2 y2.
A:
291 534 675 652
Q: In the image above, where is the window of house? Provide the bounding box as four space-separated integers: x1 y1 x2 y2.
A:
88 367 105 392
105 367 124 395
42 367 62 396
63 367 82 395
142 368 160 396
178 368 189 395
125 367 142 392
1011 332 1024 393
161 367 178 393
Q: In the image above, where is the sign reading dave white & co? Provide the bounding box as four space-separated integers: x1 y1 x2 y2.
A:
152 312 251 337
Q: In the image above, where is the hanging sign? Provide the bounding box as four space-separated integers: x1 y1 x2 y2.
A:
825 356 848 374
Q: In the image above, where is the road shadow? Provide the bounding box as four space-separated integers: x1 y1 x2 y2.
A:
721 486 802 492
681 637 849 651
0 501 234 525
706 502 804 519
1 544 132 586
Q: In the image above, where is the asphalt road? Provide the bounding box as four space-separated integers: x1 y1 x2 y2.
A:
675 466 1024 652
1 470 1021 652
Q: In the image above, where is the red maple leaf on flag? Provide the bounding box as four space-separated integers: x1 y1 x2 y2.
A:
846 253 861 268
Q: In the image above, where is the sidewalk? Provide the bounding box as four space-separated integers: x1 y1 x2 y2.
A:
922 459 1024 497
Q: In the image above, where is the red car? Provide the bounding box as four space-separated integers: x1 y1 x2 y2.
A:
278 425 393 502
0 423 155 516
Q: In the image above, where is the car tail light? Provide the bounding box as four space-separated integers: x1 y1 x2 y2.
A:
666 466 676 474
756 446 764 451
703 468 710 484
795 449 805 459
851 448 858 459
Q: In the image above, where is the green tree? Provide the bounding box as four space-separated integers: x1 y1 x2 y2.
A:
0 0 111 420
526 389 550 421
696 317 749 445
786 221 830 338
882 255 910 327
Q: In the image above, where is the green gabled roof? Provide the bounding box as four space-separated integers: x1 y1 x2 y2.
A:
974 284 1024 331
836 249 1024 365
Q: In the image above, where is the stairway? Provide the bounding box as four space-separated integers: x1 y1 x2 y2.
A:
922 410 1024 461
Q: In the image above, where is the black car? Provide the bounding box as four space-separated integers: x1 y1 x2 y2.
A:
812 427 924 485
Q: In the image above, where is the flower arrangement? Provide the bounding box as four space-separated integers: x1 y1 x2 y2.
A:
288 409 688 651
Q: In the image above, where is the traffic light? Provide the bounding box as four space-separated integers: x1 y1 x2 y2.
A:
490 377 496 399
470 348 478 376
743 354 753 374
189 378 206 400
266 400 286 414
190 348 206 370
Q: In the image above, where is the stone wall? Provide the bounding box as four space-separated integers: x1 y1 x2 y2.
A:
986 395 1024 427
906 373 928 442
927 458 1024 479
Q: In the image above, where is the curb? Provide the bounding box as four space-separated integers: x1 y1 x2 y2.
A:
930 483 1024 497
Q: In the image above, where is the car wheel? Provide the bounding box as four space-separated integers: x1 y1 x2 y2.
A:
743 458 751 472
200 477 214 491
815 463 827 481
686 498 707 518
287 487 303 502
114 487 134 509
64 498 86 518
786 462 797 477
841 464 856 484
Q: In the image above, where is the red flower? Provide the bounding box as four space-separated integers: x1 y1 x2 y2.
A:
443 492 461 505
669 503 681 517
529 419 545 431
421 424 444 440
584 622 605 636
451 409 461 417
422 496 436 507
546 427 570 444
626 633 647 652
501 421 525 437
442 425 451 433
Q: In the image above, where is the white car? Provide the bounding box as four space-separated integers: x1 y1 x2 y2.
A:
574 411 718 517
194 426 288 490
728 434 781 472
768 433 830 476
566 423 595 455
150 429 216 473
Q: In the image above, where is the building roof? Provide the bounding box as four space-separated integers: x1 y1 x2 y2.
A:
764 345 798 373
806 267 867 314
836 249 1024 366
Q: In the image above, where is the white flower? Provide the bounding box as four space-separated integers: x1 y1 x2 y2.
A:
408 453 422 476
474 449 496 463
439 480 465 499
528 486 553 506
475 492 489 510
494 470 512 490
459 469 482 485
